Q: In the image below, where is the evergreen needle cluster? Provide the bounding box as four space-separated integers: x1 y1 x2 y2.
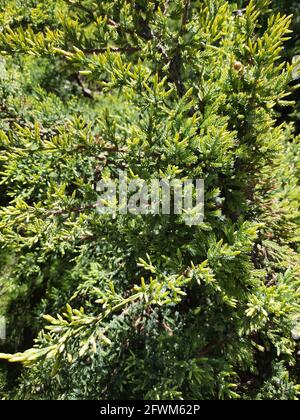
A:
0 0 299 400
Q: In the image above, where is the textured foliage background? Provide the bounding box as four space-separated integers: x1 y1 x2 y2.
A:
0 0 299 400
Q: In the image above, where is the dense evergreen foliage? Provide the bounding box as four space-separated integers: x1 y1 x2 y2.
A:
0 0 299 400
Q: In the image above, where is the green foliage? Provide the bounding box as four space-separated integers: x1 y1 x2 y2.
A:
0 0 299 400
229 0 300 132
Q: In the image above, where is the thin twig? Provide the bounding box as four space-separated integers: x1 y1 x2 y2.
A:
164 0 170 16
82 46 140 55
75 74 93 99
48 203 97 216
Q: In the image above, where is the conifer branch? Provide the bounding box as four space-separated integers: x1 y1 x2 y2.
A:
170 0 191 96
